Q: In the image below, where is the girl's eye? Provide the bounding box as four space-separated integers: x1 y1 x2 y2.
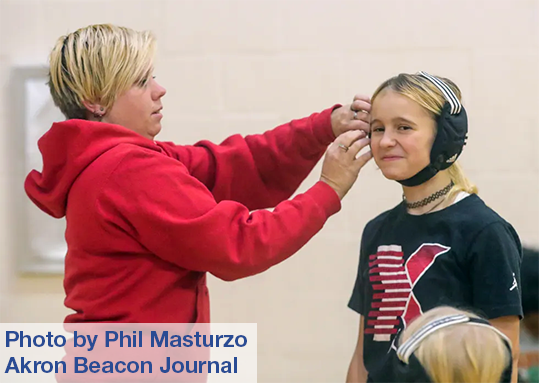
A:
399 125 412 130
372 127 384 133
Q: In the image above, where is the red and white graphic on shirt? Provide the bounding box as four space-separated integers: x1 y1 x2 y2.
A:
367 243 450 342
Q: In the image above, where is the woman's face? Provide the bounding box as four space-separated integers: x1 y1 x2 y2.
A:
102 75 167 140
370 89 436 181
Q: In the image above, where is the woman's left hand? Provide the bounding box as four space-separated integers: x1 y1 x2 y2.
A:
331 94 371 137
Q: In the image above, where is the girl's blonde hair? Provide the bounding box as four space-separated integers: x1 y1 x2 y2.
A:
372 73 478 200
48 24 156 119
400 306 511 383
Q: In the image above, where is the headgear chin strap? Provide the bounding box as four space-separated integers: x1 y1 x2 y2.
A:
397 71 468 187
390 314 513 383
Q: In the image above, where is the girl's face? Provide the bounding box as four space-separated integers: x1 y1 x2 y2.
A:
370 89 436 181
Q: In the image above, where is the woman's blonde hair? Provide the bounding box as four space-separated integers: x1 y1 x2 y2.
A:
48 24 156 119
372 73 478 200
400 306 511 383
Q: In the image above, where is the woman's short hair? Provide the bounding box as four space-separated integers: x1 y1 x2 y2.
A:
48 24 156 120
399 306 511 383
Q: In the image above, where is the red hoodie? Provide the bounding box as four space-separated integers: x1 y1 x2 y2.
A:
24 106 342 323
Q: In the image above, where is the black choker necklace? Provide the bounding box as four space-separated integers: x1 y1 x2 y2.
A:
404 181 454 209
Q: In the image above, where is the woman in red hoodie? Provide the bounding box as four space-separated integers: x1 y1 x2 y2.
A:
25 24 373 324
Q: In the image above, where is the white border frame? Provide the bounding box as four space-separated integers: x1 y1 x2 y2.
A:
12 66 66 275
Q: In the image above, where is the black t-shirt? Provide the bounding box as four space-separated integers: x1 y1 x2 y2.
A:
348 193 523 379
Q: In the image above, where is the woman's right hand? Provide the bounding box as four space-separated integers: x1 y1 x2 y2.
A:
320 130 372 200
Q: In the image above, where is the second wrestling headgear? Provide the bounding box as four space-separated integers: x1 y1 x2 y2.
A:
397 71 468 187
387 314 513 383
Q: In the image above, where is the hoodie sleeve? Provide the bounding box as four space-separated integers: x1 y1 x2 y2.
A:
157 106 339 211
96 149 341 281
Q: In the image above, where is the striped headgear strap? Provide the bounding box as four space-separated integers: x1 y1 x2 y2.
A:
397 314 511 364
418 71 462 115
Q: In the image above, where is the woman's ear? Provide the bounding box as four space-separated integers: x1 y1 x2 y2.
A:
82 101 106 118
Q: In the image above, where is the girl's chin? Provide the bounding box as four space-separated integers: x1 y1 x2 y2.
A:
378 168 408 181
375 161 423 182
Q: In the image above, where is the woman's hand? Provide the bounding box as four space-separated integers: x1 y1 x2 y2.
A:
331 94 371 137
320 130 372 200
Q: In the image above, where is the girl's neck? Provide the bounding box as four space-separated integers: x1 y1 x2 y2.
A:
402 171 454 215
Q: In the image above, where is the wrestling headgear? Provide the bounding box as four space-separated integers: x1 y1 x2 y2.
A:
388 314 513 383
397 71 468 187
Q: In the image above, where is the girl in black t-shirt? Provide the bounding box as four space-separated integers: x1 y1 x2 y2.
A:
346 72 522 382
